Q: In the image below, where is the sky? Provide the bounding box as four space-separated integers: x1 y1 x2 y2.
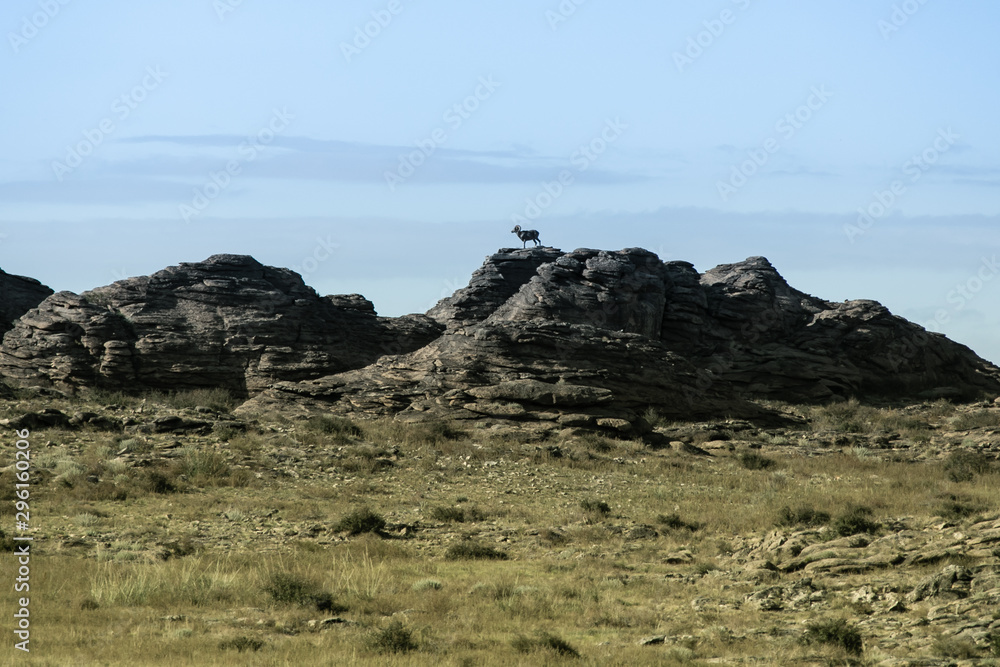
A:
2 1 999 363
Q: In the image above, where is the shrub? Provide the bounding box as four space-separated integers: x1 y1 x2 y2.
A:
512 632 580 658
263 572 319 605
944 449 993 482
333 508 387 536
801 618 863 655
263 572 344 611
182 448 231 483
932 637 979 659
445 542 509 561
161 388 237 412
777 506 831 528
657 513 699 532
305 415 362 440
366 620 416 654
833 506 879 537
413 420 466 444
430 505 484 523
580 499 611 516
139 469 178 494
219 636 265 652
412 579 443 592
738 451 776 470
950 409 1000 431
937 495 985 521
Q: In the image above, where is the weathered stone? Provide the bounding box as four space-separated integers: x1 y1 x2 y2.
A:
908 565 974 602
0 255 442 396
0 267 53 335
5 248 1000 429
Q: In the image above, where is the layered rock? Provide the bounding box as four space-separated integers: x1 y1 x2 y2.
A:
662 256 1000 400
0 254 441 395
0 268 53 334
3 248 999 431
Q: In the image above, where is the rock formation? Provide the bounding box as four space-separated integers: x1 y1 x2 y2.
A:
0 254 441 396
241 247 1000 431
2 248 998 432
0 268 53 334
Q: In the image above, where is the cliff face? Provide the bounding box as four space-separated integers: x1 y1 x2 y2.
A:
1 249 997 433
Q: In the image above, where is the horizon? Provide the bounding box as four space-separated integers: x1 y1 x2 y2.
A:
3 1 998 363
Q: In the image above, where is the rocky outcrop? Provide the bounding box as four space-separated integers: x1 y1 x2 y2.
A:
0 254 441 396
0 268 53 334
663 256 1000 401
242 319 756 430
3 248 999 431
427 247 563 329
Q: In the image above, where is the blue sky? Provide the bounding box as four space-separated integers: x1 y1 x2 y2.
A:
3 1 1000 363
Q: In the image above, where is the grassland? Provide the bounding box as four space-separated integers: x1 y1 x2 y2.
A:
4 390 1000 665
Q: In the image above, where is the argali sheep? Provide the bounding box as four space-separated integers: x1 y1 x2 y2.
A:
511 225 541 248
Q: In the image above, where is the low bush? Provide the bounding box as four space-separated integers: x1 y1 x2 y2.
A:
445 541 509 561
777 505 831 528
739 451 776 470
801 618 863 655
333 508 387 536
512 632 580 658
833 506 879 537
366 620 416 654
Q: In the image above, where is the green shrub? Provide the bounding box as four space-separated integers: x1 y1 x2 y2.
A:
657 513 699 532
182 448 231 482
366 620 416 654
580 499 611 516
263 572 319 605
777 506 831 528
950 409 1000 431
833 506 879 537
332 508 387 536
430 505 484 523
445 542 509 561
944 449 993 482
738 451 776 470
937 495 985 520
512 632 580 658
219 636 265 652
801 618 863 655
305 415 362 440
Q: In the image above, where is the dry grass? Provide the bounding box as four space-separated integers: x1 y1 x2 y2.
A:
10 391 1000 664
